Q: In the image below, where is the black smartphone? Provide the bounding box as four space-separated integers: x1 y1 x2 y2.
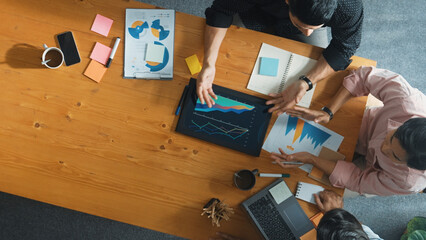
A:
56 31 81 66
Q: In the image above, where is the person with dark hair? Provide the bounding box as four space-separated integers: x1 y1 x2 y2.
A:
317 209 369 240
272 66 426 195
393 118 426 170
315 190 382 240
288 0 337 26
198 0 364 111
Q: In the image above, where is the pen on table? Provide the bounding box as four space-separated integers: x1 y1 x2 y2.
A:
259 173 290 178
175 85 189 115
271 161 304 165
106 37 121 68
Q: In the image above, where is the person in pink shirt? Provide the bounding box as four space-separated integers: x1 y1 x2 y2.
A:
271 66 426 195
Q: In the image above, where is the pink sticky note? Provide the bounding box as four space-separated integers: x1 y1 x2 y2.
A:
91 14 113 37
90 42 112 65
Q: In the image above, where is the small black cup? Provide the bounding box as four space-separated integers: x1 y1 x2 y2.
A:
234 169 258 190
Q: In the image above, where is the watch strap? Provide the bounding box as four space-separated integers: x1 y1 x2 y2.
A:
299 75 313 91
321 106 334 120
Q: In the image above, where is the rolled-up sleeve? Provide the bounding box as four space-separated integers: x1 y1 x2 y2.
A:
323 0 363 71
342 66 417 103
329 161 416 195
205 0 255 28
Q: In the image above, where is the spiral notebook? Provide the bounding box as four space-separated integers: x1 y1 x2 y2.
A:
295 181 324 205
247 43 317 108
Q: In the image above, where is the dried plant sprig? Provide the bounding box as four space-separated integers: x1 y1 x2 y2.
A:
202 199 234 227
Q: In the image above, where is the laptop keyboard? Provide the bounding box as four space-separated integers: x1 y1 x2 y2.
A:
248 195 297 240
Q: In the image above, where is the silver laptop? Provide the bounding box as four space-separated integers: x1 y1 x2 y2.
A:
241 179 314 240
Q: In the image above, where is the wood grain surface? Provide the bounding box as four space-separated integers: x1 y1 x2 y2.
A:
0 0 376 239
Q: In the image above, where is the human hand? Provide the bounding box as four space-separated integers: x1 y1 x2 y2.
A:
209 232 241 240
286 106 330 124
266 80 308 115
314 190 343 213
197 64 218 108
270 148 315 168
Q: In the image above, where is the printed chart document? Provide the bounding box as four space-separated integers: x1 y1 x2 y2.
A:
247 43 317 108
263 114 344 173
124 9 175 79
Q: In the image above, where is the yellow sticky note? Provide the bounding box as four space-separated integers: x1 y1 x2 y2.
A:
84 60 107 83
185 54 202 75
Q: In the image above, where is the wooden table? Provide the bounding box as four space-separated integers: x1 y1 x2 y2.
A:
0 0 376 239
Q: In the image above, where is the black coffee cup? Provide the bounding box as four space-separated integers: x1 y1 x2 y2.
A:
234 169 258 190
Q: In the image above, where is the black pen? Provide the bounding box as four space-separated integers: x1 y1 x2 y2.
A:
105 37 120 68
175 85 189 115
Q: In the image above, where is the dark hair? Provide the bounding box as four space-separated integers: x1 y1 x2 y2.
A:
317 209 368 240
288 0 337 26
394 118 426 170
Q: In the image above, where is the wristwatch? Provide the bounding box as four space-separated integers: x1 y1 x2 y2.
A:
298 75 313 91
321 106 334 120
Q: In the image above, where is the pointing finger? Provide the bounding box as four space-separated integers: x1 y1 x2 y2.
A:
203 90 213 107
208 88 218 100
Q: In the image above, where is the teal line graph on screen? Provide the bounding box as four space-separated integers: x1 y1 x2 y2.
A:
189 95 255 141
190 119 249 140
175 78 272 156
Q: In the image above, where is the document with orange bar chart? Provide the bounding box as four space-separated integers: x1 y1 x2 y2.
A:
263 114 343 172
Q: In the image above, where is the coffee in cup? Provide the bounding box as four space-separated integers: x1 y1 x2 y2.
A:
234 169 258 190
41 44 64 69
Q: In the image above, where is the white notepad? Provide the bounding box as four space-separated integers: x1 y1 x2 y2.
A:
145 43 165 63
295 182 324 205
247 43 317 108
269 181 293 205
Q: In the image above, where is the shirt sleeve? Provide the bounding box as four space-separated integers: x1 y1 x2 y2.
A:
361 225 384 240
342 66 417 104
329 160 416 195
322 0 364 71
205 0 255 28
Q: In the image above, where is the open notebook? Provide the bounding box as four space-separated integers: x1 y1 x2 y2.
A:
247 43 317 108
295 182 324 205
